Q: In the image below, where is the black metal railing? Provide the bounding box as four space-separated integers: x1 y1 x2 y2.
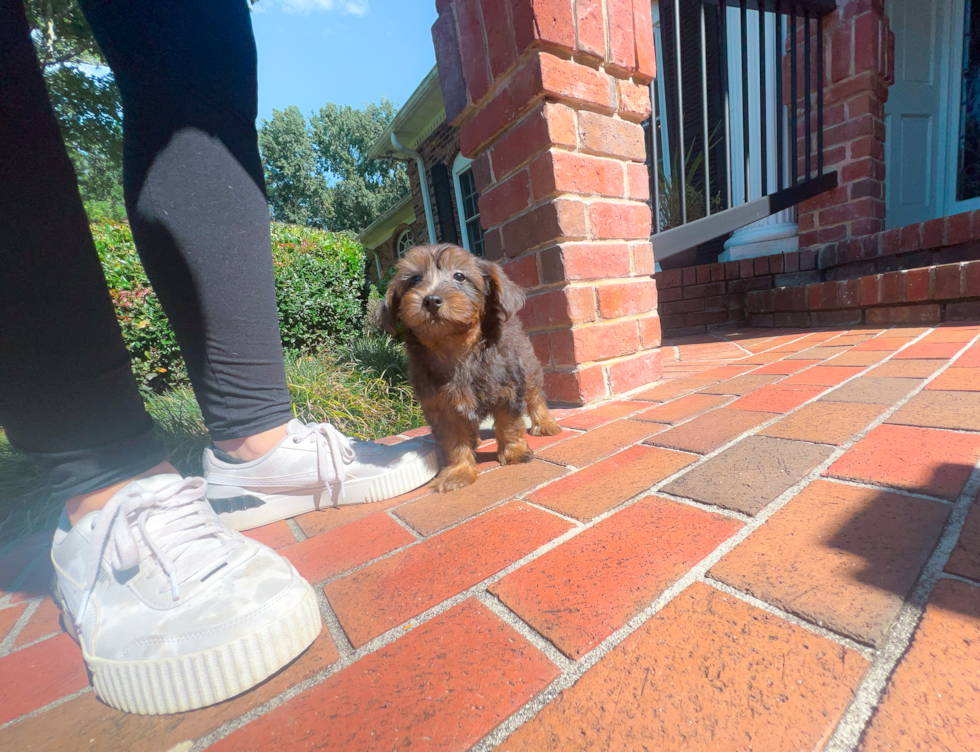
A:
646 0 838 266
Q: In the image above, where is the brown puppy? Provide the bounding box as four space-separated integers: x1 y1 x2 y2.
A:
380 243 562 492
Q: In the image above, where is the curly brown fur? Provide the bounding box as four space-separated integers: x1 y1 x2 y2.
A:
379 243 561 492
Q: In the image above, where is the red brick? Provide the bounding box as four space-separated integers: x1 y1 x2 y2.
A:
293 487 430 539
13 597 63 648
281 512 415 584
921 217 946 248
502 198 587 254
520 285 595 330
242 520 296 550
711 480 949 646
478 169 531 227
488 101 577 180
700 373 782 395
325 503 572 647
695 364 754 380
933 263 962 301
646 407 772 454
859 579 980 752
760 401 887 445
512 0 576 52
502 253 539 289
729 384 826 413
0 633 89 725
480 0 517 78
948 300 980 321
589 200 652 240
631 0 657 80
781 365 865 386
894 342 963 359
607 349 663 394
888 390 980 432
752 359 821 375
900 222 922 252
0 631 341 752
632 240 655 274
559 400 648 429
578 110 646 161
625 160 650 199
567 319 638 361
455 0 492 103
827 424 980 500
927 368 980 391
597 278 658 319
635 392 732 424
213 600 558 752
396 460 567 536
946 210 973 245
543 364 608 404
634 377 716 402
605 0 636 73
530 444 697 521
872 358 945 378
540 241 630 282
530 150 624 201
492 497 740 658
538 51 616 109
537 417 665 467
575 0 604 58
502 583 868 751
966 261 980 298
0 602 27 643
638 313 661 349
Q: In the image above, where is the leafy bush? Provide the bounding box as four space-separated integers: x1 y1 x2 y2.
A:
93 221 367 389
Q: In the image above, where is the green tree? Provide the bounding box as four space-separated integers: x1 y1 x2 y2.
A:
309 98 409 233
23 0 125 219
259 106 333 228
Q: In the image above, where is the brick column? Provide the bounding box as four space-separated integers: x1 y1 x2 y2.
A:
796 0 895 250
431 0 661 405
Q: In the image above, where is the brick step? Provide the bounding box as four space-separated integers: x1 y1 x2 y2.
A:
747 259 980 327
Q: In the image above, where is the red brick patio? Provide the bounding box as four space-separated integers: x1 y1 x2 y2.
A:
2 324 980 751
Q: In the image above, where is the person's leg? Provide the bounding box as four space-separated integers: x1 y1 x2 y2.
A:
78 0 295 458
0 0 172 516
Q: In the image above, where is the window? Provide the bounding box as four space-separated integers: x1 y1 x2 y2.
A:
396 228 415 258
452 153 486 257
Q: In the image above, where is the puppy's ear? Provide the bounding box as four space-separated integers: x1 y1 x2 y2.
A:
479 259 526 322
378 278 401 336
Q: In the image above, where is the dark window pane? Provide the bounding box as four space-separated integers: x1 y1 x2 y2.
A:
958 0 980 201
466 218 485 257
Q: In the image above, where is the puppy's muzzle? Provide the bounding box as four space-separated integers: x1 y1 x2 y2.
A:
422 294 443 313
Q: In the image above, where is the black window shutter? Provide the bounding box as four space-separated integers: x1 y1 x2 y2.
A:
430 164 459 245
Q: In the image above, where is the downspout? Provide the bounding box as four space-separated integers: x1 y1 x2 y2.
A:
370 249 383 280
391 132 437 244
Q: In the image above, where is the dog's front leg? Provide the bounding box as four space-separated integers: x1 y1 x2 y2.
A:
526 384 562 437
435 412 479 492
494 409 534 465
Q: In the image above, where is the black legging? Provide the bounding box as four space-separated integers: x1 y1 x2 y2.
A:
0 0 294 504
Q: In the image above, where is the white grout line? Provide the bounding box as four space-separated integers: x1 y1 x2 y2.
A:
385 508 424 540
0 687 93 732
0 597 40 658
285 518 307 543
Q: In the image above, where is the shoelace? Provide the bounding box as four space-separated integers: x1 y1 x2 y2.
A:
76 477 239 628
292 422 356 503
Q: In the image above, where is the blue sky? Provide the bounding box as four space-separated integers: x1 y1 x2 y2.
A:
250 0 438 125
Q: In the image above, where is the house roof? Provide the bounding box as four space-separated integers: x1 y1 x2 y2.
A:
366 66 446 161
357 192 416 251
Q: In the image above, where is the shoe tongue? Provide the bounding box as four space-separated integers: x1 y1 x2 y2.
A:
127 473 186 495
285 418 308 435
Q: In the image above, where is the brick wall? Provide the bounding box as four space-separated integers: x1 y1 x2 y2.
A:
658 209 980 337
796 0 895 250
432 0 662 405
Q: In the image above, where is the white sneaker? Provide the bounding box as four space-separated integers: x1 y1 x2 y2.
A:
203 419 439 531
50 474 321 715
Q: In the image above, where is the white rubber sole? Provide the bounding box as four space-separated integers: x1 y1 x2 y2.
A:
80 584 321 715
209 449 440 531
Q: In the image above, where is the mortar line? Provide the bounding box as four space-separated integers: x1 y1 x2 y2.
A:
284 518 307 543
821 476 956 505
474 590 574 671
0 597 40 658
0 686 93 732
385 509 424 540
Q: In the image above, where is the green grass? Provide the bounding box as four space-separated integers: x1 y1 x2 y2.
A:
0 338 424 548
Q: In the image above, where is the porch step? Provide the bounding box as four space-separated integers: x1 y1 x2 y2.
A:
746 260 980 327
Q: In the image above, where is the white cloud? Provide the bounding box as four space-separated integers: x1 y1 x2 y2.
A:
276 0 369 15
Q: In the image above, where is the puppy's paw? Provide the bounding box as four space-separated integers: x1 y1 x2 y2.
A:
528 417 562 437
436 464 478 492
499 441 534 465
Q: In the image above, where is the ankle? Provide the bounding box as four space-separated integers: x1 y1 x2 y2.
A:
214 423 289 462
65 461 178 526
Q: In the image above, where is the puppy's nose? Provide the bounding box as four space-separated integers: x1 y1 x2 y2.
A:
423 294 443 312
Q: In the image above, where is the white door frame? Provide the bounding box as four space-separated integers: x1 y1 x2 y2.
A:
942 0 980 216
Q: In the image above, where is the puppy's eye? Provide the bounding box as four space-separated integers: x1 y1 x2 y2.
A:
409 274 422 286
453 272 466 282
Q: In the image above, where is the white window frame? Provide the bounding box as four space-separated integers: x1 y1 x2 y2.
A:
396 228 415 258
452 153 479 253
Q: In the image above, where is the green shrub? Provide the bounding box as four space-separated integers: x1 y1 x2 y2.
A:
93 220 367 390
